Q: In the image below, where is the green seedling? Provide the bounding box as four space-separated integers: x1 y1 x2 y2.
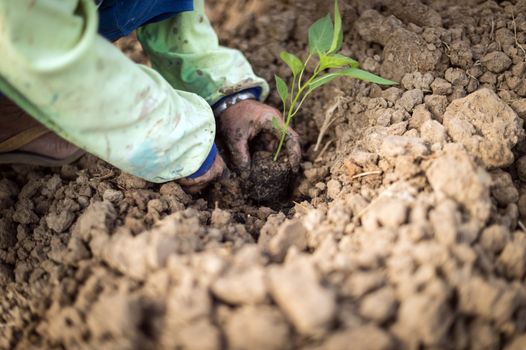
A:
273 0 397 161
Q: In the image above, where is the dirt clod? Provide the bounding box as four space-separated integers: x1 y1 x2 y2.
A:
268 257 336 336
482 51 513 73
224 305 290 350
4 1 526 349
443 88 524 169
426 144 492 222
244 151 292 202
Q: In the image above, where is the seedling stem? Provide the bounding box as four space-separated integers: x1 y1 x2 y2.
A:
272 0 397 160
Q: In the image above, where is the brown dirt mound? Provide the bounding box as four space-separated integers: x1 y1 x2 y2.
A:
2 0 526 349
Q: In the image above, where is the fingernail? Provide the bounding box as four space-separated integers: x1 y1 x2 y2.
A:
239 160 250 170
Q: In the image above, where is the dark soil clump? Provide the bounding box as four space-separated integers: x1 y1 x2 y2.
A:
244 151 293 202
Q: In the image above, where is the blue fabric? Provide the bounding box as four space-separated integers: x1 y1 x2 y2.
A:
97 0 194 41
189 143 217 178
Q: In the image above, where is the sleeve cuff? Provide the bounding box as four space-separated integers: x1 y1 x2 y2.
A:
212 87 262 113
188 143 217 179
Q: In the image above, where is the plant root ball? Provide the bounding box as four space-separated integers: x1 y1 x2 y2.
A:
244 151 292 202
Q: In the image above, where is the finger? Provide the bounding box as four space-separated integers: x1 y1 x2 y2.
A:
285 129 302 172
184 183 208 194
228 137 251 171
199 155 226 184
178 177 206 193
216 166 230 183
265 138 278 152
178 155 226 192
258 133 277 152
213 155 228 178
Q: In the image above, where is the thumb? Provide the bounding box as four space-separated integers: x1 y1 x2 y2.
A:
228 138 251 171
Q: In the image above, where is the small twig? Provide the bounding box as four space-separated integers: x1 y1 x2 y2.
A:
490 18 495 41
512 13 526 62
293 201 310 212
466 72 479 82
315 140 334 162
314 94 345 152
356 196 381 220
94 170 115 180
351 170 382 180
440 41 451 59
519 220 526 233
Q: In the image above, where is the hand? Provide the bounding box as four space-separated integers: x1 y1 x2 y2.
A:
178 154 228 193
218 100 301 172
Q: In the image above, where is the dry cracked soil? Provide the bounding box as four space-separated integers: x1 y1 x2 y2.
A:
2 0 526 349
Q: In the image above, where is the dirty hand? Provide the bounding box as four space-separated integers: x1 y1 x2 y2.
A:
178 154 228 193
218 100 301 172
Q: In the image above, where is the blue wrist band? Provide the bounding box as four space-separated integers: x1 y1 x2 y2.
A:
188 143 217 179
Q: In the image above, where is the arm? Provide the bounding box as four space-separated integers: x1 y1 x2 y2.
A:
136 0 269 106
0 0 216 183
137 0 300 171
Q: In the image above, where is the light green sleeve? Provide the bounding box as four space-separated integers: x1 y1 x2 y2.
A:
137 0 269 106
0 0 215 183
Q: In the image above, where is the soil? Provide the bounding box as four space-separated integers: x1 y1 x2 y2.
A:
2 0 526 349
243 151 293 203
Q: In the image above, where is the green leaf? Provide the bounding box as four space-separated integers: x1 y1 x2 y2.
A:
342 68 397 85
271 116 283 132
319 53 359 70
308 14 334 55
308 74 340 90
308 68 397 91
329 0 343 53
280 51 304 77
275 75 289 104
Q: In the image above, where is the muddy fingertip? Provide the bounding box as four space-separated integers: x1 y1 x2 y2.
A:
289 156 301 173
